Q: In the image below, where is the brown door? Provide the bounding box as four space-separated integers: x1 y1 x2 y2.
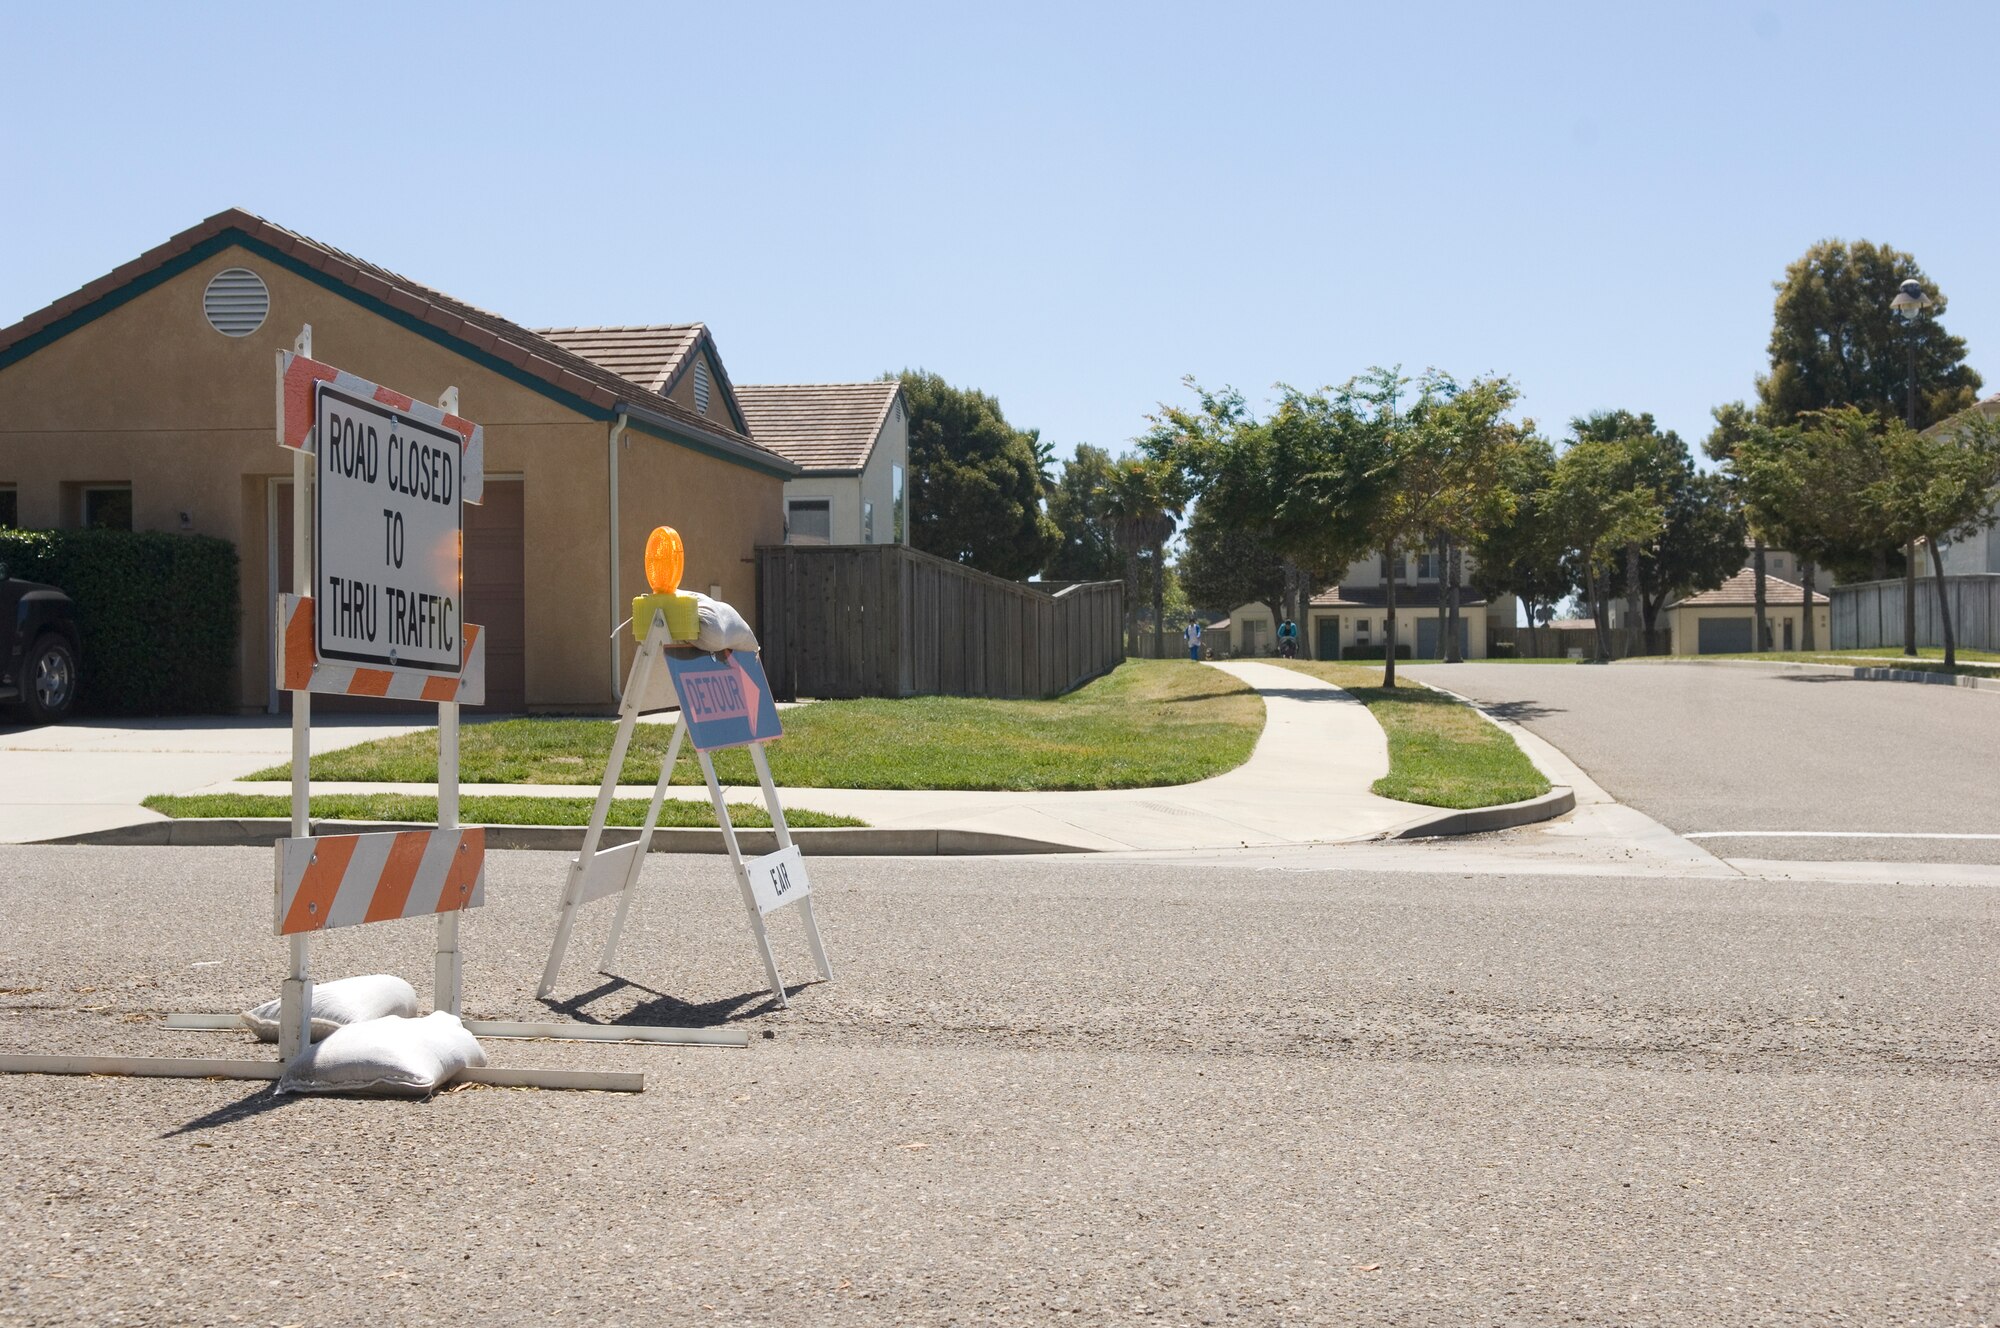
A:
272 479 525 713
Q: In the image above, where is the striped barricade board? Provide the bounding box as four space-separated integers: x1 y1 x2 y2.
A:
277 351 485 503
278 593 485 704
276 828 485 936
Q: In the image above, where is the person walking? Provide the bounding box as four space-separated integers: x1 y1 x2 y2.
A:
1183 617 1203 661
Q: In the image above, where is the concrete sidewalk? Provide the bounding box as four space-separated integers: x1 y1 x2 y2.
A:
176 662 1433 852
0 714 432 843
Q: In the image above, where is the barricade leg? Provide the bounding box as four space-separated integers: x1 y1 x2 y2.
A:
601 719 685 972
699 748 786 1006
435 699 462 1015
749 743 832 982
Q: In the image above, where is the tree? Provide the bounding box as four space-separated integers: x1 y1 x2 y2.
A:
1469 430 1570 629
1706 401 1775 650
1732 408 1889 651
1758 239 1981 431
1044 444 1123 583
1350 368 1520 685
1870 412 2000 668
1754 239 1983 653
1097 454 1185 656
1180 506 1287 632
1571 411 1745 634
898 369 1060 579
1545 436 1665 661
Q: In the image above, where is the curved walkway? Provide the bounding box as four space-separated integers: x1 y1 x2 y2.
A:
190 662 1434 852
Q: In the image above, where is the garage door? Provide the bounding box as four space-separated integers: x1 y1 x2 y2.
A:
273 479 524 712
1697 617 1752 654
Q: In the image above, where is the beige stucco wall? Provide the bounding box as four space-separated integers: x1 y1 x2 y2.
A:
0 242 783 711
1667 604 1830 654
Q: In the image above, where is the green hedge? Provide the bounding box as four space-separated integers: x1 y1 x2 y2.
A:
0 530 239 715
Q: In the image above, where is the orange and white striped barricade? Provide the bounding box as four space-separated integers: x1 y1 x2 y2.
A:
269 327 486 1061
538 604 832 1008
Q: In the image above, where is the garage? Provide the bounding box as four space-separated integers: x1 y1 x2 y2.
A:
1697 617 1752 654
1416 616 1471 660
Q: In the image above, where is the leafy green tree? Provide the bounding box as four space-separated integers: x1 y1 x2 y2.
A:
1870 412 2000 667
898 369 1060 579
1179 507 1288 631
1706 401 1778 649
1470 429 1570 629
1546 436 1665 661
1758 240 1981 430
1098 454 1186 656
1044 444 1123 583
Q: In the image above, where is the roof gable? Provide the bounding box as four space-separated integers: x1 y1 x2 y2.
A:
541 325 752 438
734 381 903 474
0 208 792 477
1667 567 1830 608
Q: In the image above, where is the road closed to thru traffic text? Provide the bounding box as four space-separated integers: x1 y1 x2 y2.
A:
315 384 463 673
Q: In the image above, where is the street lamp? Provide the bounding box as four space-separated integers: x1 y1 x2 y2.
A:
1892 278 1932 656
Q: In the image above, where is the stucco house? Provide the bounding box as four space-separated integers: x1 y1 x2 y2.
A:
0 209 795 713
1662 566 1829 654
1221 549 1517 659
733 382 909 546
1928 392 2000 576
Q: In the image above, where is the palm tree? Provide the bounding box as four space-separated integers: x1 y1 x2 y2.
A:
1099 456 1184 656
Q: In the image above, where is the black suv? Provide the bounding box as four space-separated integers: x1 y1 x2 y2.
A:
0 566 80 722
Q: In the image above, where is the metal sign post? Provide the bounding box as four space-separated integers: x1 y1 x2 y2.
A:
539 614 832 1007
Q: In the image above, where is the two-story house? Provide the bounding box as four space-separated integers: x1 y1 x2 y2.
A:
1218 549 1517 660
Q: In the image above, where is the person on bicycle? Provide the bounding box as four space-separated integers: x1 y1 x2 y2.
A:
1276 617 1299 658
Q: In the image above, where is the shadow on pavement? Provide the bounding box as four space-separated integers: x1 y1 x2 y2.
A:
542 975 811 1026
163 1084 302 1137
1480 699 1566 722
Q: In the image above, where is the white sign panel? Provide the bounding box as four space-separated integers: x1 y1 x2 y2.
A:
746 844 812 916
315 384 463 672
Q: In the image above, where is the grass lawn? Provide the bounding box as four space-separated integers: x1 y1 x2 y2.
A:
142 793 864 828
1674 647 2000 674
246 660 1264 792
1267 661 1551 810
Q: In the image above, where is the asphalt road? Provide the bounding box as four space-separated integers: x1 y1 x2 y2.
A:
2 847 1994 1325
1409 662 2000 865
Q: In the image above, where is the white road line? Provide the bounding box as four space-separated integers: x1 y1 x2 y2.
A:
1684 830 2000 841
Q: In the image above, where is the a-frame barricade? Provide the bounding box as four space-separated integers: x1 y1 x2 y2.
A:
539 607 832 1008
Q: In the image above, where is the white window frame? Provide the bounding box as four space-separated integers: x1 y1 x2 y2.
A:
862 500 875 544
786 497 832 545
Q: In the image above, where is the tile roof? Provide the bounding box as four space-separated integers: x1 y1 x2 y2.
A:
0 208 791 473
734 381 902 473
536 324 703 396
1667 567 1829 608
1307 584 1489 610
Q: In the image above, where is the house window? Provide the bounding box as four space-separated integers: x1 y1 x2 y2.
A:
0 487 15 528
891 464 906 543
862 500 875 544
83 486 132 530
1417 551 1436 579
1356 618 1371 638
786 498 831 545
693 361 712 415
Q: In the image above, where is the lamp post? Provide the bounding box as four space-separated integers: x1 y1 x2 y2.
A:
1891 278 1932 656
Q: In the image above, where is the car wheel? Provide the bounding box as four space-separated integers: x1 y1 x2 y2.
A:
23 634 77 723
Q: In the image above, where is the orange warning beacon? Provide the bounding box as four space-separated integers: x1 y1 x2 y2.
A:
644 525 685 594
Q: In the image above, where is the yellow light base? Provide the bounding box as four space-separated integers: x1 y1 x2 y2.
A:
632 592 700 643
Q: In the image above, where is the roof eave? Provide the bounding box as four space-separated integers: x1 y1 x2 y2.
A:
619 400 800 478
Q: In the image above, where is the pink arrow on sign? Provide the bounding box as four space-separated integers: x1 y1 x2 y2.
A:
726 652 772 741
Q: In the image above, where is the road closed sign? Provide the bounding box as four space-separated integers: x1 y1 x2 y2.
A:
315 384 463 672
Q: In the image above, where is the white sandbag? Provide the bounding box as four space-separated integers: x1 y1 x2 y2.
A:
276 1011 487 1097
689 592 759 654
241 973 418 1043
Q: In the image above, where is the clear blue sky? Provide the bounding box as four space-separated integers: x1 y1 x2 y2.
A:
5 2 1996 462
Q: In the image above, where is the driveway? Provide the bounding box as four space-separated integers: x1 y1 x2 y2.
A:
0 714 433 843
1407 662 2000 865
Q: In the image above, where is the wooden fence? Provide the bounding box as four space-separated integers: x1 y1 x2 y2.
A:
1499 626 1671 659
755 544 1124 700
1831 575 2000 652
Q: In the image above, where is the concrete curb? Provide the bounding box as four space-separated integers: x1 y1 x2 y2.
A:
1625 656 2000 694
1387 785 1577 839
47 819 1089 857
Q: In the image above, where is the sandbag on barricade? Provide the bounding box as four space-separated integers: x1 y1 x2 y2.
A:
276 1012 487 1097
687 592 759 654
241 974 418 1043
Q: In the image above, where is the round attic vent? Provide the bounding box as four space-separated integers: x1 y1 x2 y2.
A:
202 267 269 337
